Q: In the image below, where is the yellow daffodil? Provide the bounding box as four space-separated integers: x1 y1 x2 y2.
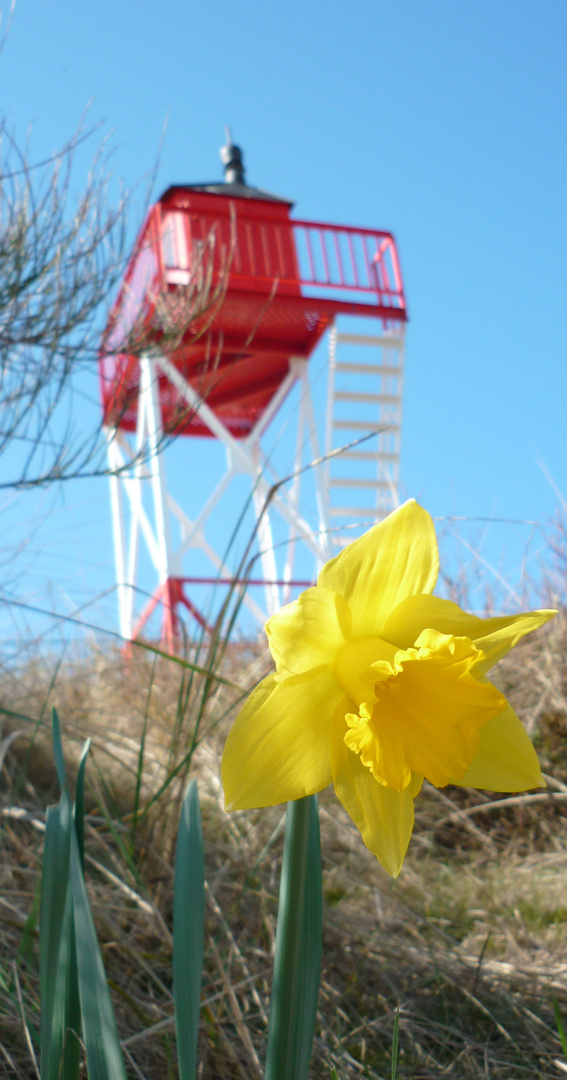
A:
222 500 555 876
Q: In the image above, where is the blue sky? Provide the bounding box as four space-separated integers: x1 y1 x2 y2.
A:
1 1 566 645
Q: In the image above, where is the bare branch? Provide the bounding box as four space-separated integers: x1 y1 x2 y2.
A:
0 114 129 487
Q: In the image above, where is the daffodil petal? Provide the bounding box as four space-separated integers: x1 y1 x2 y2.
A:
471 611 556 673
222 669 340 810
454 702 545 791
318 500 439 638
383 594 555 671
266 586 351 677
330 708 416 877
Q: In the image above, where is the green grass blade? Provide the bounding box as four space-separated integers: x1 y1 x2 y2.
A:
90 752 145 887
134 639 244 689
552 994 567 1059
131 676 153 851
69 825 128 1080
18 876 41 966
13 655 65 799
51 707 68 792
74 738 91 873
391 1006 400 1080
173 779 205 1080
265 795 323 1080
62 737 91 1080
39 799 72 1080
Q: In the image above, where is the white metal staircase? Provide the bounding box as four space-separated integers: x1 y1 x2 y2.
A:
324 327 405 548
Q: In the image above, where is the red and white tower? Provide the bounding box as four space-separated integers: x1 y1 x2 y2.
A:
99 138 407 649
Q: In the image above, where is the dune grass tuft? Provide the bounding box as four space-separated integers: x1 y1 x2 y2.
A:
1 609 567 1077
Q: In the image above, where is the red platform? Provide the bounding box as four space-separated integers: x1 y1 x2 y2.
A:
100 184 407 439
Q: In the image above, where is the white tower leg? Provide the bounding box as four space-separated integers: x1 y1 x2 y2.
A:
106 345 338 647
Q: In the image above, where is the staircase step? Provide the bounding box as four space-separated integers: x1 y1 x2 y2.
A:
335 362 401 376
334 391 401 405
341 450 398 461
333 419 400 431
330 478 393 489
328 506 386 517
335 332 404 349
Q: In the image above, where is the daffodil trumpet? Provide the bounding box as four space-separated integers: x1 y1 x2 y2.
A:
222 500 555 878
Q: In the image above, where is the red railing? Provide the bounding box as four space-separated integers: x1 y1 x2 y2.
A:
157 209 406 315
102 210 162 357
292 220 405 312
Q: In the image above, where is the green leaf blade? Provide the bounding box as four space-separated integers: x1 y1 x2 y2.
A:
69 826 127 1080
63 736 91 1079
51 708 68 793
39 799 72 1080
173 778 205 1080
74 737 90 873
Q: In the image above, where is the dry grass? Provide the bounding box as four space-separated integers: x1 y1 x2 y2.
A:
2 611 567 1078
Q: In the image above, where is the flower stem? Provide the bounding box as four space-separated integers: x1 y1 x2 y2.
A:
264 795 322 1080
